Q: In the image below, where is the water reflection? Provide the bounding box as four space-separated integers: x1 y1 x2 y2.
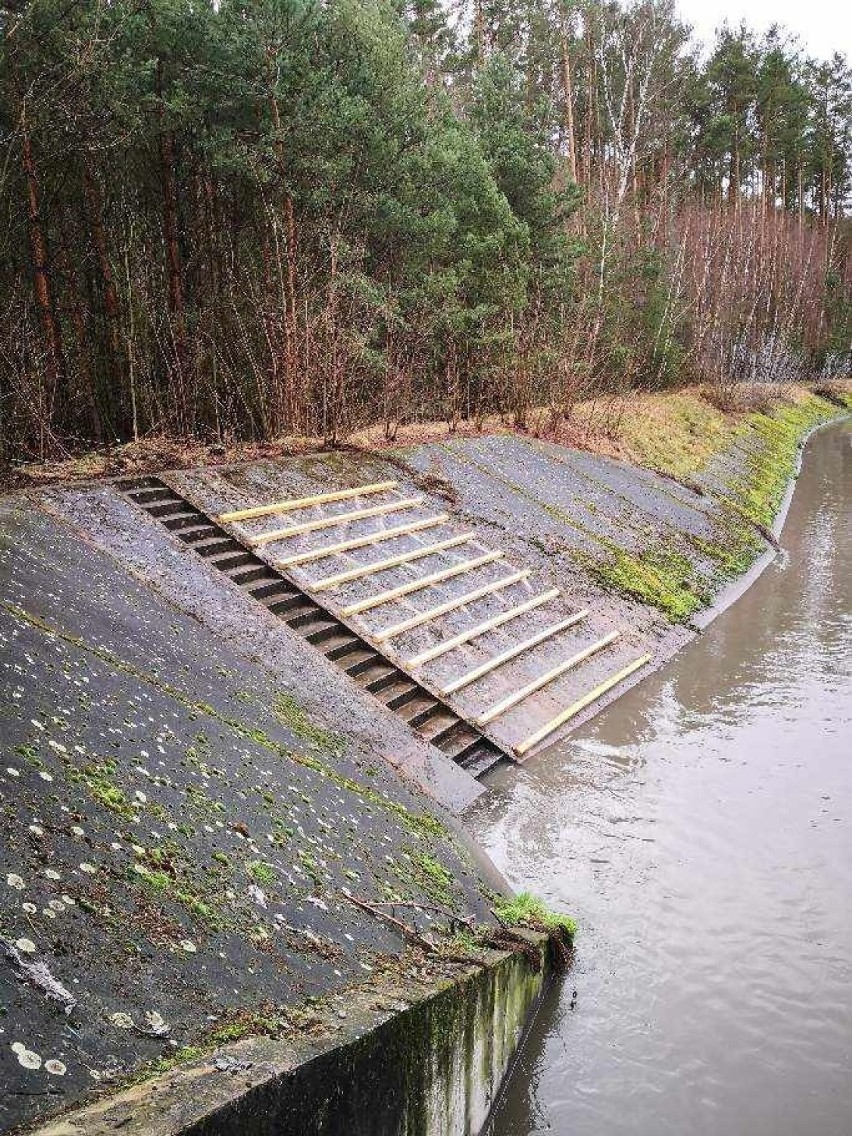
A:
472 421 852 1136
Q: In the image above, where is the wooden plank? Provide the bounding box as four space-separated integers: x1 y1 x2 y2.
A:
341 551 504 616
406 588 560 668
250 496 422 546
515 653 652 757
310 533 475 591
216 481 398 523
374 570 531 643
274 514 450 568
476 631 620 725
439 610 590 696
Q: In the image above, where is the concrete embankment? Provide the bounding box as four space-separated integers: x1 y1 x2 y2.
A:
31 931 556 1136
0 500 566 1136
1 384 847 1135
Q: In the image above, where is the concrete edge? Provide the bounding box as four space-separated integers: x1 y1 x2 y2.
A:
26 932 560 1136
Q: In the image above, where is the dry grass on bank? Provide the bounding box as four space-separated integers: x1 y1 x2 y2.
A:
2 381 849 492
357 380 850 481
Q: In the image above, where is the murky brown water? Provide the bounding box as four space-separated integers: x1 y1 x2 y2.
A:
471 420 852 1136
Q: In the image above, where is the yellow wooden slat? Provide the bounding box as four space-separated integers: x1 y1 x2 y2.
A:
216 481 398 523
373 570 531 643
273 514 450 568
341 551 504 616
406 588 560 667
476 631 620 725
250 496 422 546
515 653 652 757
439 609 590 695
309 533 475 591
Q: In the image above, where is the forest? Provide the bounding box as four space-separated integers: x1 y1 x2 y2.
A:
0 0 850 461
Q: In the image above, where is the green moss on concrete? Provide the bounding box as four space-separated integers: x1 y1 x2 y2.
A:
582 541 706 622
728 394 837 529
580 394 840 621
133 866 171 894
272 692 337 751
686 521 763 578
130 844 228 928
247 859 276 886
69 761 135 818
2 600 447 844
406 850 456 907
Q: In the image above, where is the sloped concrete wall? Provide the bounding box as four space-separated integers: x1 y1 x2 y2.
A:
32 935 556 1136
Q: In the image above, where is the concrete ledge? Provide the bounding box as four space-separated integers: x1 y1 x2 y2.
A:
30 932 557 1136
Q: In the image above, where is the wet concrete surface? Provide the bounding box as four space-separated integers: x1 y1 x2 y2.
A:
48 484 480 811
0 503 498 1133
161 437 714 756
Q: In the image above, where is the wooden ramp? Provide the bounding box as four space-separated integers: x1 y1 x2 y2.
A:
119 477 652 774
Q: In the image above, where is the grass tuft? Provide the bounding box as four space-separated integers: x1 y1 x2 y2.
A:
494 892 577 940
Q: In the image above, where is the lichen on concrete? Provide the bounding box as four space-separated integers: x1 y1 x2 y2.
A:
0 505 508 1134
27 932 558 1136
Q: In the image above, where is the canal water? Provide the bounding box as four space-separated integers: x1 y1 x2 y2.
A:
471 420 852 1136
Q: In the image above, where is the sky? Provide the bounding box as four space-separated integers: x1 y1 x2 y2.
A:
677 0 852 61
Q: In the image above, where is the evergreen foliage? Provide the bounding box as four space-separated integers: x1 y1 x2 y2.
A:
0 0 849 459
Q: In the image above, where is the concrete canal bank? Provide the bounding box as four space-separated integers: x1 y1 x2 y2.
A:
466 415 852 1136
1 384 848 1134
30 931 559 1136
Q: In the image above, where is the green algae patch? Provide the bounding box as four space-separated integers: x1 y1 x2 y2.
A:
69 761 135 818
246 859 277 886
272 691 337 751
686 521 763 579
128 842 231 928
407 850 456 907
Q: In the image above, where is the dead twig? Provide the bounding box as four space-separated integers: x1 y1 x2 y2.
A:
343 895 481 967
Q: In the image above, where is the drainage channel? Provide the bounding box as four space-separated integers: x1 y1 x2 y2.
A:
116 476 506 778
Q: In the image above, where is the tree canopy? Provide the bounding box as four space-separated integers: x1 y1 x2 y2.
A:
0 0 849 459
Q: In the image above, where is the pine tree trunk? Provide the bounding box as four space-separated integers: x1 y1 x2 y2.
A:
21 121 66 420
61 241 102 443
82 156 123 408
270 90 299 429
157 60 190 433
